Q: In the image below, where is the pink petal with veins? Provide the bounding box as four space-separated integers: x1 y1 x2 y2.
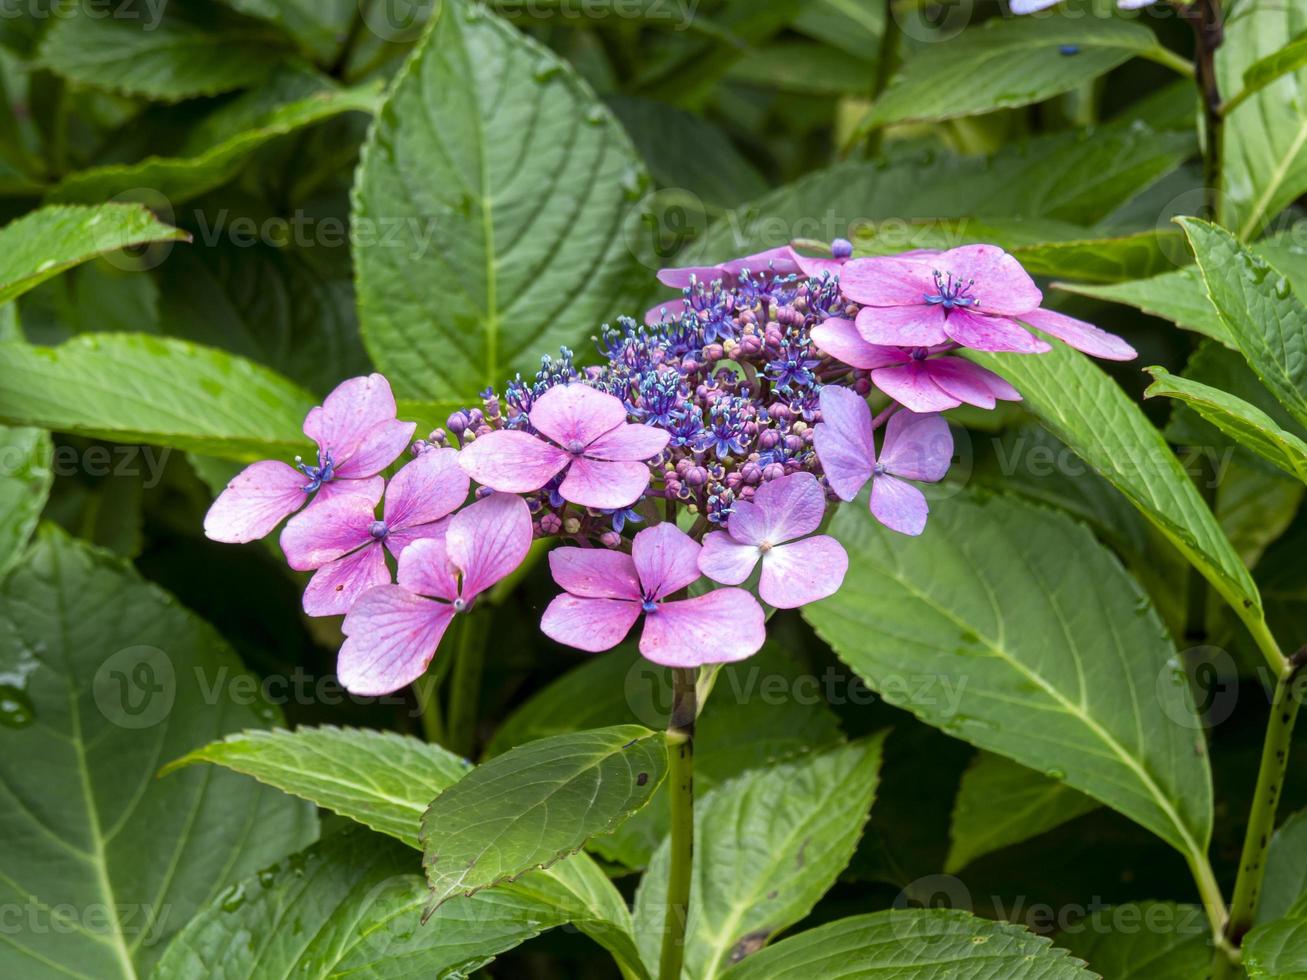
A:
301 542 390 617
541 595 642 652
742 472 827 543
943 309 1049 354
280 482 382 571
871 362 962 413
813 386 875 501
639 589 765 667
302 374 408 476
927 358 1020 409
204 460 308 543
549 548 642 600
760 535 848 609
880 411 952 482
870 474 930 536
584 422 670 462
558 457 652 509
337 586 456 696
934 244 1042 315
458 429 570 492
528 384 628 450
698 532 760 586
810 317 907 370
446 493 532 602
382 447 469 532
1021 307 1137 360
856 305 950 347
840 256 936 307
396 533 458 603
632 522 703 600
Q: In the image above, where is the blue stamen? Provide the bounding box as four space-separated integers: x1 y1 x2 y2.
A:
923 270 979 315
368 520 388 540
641 597 659 613
296 450 336 493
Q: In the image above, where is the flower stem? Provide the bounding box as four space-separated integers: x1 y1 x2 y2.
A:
659 667 698 980
1182 0 1225 220
413 674 445 745
1220 651 1307 957
446 611 490 758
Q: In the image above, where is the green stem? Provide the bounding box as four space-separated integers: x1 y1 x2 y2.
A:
859 0 899 159
446 611 490 758
413 674 445 745
1223 654 1306 951
1182 0 1225 219
659 667 698 980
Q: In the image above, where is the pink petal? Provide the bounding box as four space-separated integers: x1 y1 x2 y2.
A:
311 475 384 507
934 244 1042 316
302 374 405 474
541 595 641 653
792 252 845 280
382 447 469 532
645 299 687 326
446 493 533 602
1021 308 1137 361
558 457 651 509
657 265 725 289
698 532 760 586
528 384 629 450
333 418 416 480
814 386 875 501
926 358 1021 409
856 305 950 347
943 309 1050 354
458 430 570 492
719 246 801 280
880 411 953 482
338 587 456 696
396 533 458 603
870 474 930 536
301 543 390 617
840 256 936 307
549 548 642 600
639 589 765 667
1011 0 1063 10
746 471 828 543
810 317 907 370
632 522 702 601
204 460 308 543
383 520 447 561
280 483 382 571
584 422 670 462
870 362 962 413
759 535 848 609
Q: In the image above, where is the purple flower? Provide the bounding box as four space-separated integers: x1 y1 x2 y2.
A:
204 374 416 543
646 247 802 323
814 387 952 537
540 522 766 667
842 245 1050 353
699 472 848 608
1020 307 1137 361
811 317 1021 412
336 493 533 696
458 383 670 509
280 447 470 617
1012 0 1155 12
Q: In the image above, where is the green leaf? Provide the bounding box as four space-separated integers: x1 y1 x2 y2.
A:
0 526 317 978
48 82 380 206
793 0 884 59
1261 809 1307 925
354 0 649 401
486 644 844 869
1219 0 1307 238
217 0 356 64
1056 268 1230 346
726 40 875 96
1245 916 1307 978
0 204 188 304
168 724 649 978
0 425 51 574
163 725 471 847
946 752 1098 873
1147 367 1307 484
1179 218 1307 431
865 15 1162 128
1055 902 1211 979
422 726 666 910
634 737 886 979
1226 30 1307 114
0 333 316 460
718 910 1094 980
693 121 1192 261
153 826 570 980
802 490 1213 860
38 0 291 103
966 341 1262 624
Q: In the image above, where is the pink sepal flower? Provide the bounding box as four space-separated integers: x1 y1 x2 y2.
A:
458 384 669 509
541 522 766 667
336 493 532 696
699 472 848 608
646 247 802 323
280 447 469 617
813 386 952 537
204 374 415 543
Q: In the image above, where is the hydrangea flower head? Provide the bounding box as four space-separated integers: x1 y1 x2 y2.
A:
699 472 849 608
204 374 415 543
541 522 766 667
336 493 532 695
458 383 669 509
814 386 953 536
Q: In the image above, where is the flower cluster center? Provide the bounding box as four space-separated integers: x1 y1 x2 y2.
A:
923 270 978 314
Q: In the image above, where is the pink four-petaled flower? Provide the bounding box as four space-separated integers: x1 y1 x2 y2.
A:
336 493 533 696
204 374 415 543
814 386 952 537
699 472 848 608
459 384 669 509
280 447 469 617
541 522 766 667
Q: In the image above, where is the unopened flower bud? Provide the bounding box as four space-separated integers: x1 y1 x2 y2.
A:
685 466 709 487
740 461 763 484
540 512 562 535
832 237 853 259
757 429 780 450
446 411 470 436
763 462 786 481
563 517 582 535
600 531 622 549
703 343 724 362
